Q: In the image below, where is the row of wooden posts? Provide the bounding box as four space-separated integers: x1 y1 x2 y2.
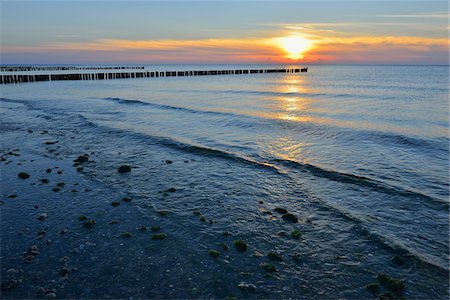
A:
0 67 308 84
0 66 144 72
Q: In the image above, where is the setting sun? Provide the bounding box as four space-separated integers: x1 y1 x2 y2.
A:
275 36 314 60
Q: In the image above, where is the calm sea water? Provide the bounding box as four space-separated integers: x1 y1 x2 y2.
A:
1 65 449 298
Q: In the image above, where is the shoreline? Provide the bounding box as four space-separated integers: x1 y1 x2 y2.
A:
1 97 448 299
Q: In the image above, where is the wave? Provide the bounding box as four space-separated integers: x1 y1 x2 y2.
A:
307 195 449 273
100 97 449 153
103 97 240 119
75 113 286 176
271 157 448 207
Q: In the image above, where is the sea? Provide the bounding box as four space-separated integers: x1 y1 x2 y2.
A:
1 64 449 298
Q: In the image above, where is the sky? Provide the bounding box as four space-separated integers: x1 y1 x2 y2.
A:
1 1 448 65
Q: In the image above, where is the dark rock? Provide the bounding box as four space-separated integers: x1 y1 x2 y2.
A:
391 255 406 266
274 207 288 214
27 245 39 255
152 233 167 240
151 226 160 232
44 141 58 145
377 273 405 296
73 155 89 164
208 250 220 258
199 216 206 222
83 219 96 229
117 165 131 173
60 267 70 276
282 213 298 223
258 201 264 204
138 226 147 231
166 188 176 193
56 182 65 187
37 213 47 221
267 251 283 261
233 240 248 252
78 215 87 220
60 229 68 234
260 263 276 273
18 172 30 179
193 210 201 216
111 201 120 207
120 232 133 238
165 160 173 164
366 283 380 295
52 187 60 192
222 231 232 236
71 189 77 193
291 229 302 239
24 255 34 262
56 170 62 174
7 194 17 198
122 197 132 202
45 168 52 173
76 167 83 172
218 243 229 250
40 179 49 184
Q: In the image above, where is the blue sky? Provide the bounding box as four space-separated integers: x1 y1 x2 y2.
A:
1 1 448 64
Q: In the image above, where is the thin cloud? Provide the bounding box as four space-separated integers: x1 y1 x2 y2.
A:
377 11 448 18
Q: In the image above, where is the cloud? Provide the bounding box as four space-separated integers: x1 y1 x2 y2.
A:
1 34 448 65
377 11 449 18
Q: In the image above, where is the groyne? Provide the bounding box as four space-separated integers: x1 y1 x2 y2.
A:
0 67 308 84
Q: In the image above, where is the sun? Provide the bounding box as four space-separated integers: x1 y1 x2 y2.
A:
276 36 313 60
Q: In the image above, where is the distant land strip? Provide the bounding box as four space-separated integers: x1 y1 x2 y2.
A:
0 67 308 84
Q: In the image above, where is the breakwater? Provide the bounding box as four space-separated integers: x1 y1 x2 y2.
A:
0 66 145 72
0 67 308 84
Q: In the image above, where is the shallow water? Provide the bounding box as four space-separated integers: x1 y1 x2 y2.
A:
1 64 449 298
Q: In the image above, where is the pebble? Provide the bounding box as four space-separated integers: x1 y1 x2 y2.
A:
282 213 298 223
117 165 131 173
38 213 48 221
233 240 248 252
17 172 30 179
267 251 283 261
73 155 89 164
237 282 257 292
44 292 57 298
60 267 70 276
274 207 288 214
